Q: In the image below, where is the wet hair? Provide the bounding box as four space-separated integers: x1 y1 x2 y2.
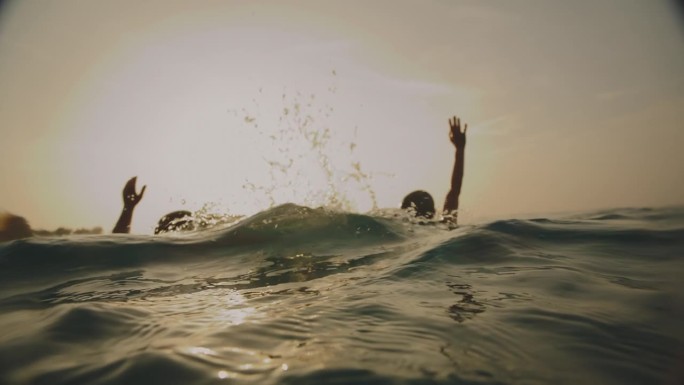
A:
401 190 435 219
154 210 194 234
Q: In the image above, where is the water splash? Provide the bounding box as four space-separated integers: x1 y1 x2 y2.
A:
229 74 379 213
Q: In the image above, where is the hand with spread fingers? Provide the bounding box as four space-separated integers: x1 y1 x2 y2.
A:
113 176 146 234
122 177 146 209
449 116 467 149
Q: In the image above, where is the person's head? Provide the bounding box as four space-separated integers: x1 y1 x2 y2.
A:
401 190 435 219
0 212 32 242
154 210 194 234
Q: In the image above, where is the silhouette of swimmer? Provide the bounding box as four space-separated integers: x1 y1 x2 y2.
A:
112 177 146 234
0 212 32 242
154 210 194 234
401 190 435 219
112 177 197 234
112 177 196 234
402 115 467 223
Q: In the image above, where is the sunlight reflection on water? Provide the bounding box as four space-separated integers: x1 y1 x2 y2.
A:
0 206 682 385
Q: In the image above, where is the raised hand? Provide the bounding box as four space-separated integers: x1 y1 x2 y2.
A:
113 177 146 233
122 177 146 209
443 115 468 219
449 116 467 149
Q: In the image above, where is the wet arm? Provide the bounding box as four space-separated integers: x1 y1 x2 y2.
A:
112 177 146 234
112 208 134 234
442 116 467 221
443 145 465 215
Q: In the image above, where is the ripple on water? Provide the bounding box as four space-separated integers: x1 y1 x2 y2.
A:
1 206 683 385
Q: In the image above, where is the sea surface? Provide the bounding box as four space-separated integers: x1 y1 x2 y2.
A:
1 205 682 385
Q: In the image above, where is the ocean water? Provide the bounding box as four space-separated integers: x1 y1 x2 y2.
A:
0 204 682 385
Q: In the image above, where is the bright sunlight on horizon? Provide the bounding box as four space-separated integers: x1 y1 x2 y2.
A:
1 0 683 233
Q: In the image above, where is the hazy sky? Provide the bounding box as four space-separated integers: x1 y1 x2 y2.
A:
1 0 683 232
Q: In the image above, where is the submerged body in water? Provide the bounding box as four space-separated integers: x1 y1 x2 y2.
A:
0 204 683 385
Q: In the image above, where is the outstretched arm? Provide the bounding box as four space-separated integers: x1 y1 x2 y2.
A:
443 116 467 221
113 177 146 233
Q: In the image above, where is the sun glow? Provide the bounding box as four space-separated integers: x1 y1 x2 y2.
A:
1 1 682 232
61 23 469 233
